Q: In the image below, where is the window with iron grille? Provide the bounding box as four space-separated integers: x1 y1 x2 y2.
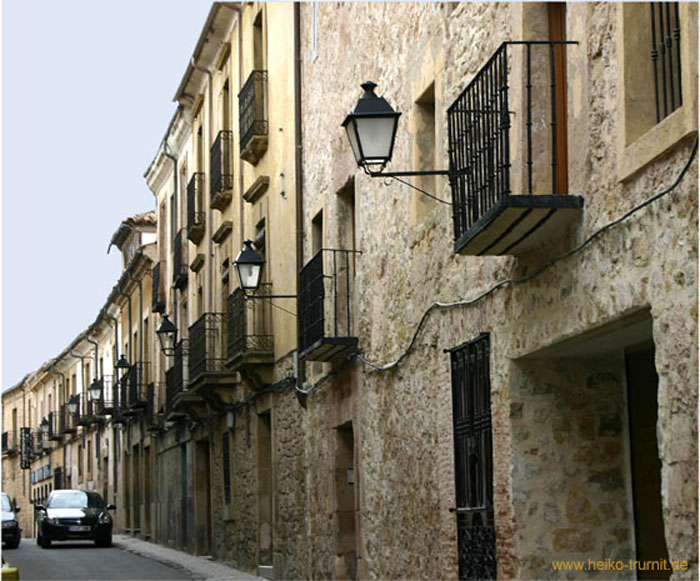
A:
222 432 231 505
448 333 496 580
650 3 682 124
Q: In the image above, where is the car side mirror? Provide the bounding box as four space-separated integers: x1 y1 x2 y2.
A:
107 504 116 511
15 507 20 513
35 504 45 511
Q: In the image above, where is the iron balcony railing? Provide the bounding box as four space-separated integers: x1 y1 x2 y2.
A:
48 412 62 441
152 262 166 314
189 313 228 383
211 130 234 208
36 430 52 453
448 41 576 246
239 70 268 153
76 393 91 426
113 374 129 423
94 375 115 416
173 229 188 289
187 173 206 244
227 284 273 364
126 362 149 412
1 431 18 454
298 249 358 360
60 403 77 434
166 339 188 413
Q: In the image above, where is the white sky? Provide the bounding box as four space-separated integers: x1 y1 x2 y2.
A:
2 0 217 389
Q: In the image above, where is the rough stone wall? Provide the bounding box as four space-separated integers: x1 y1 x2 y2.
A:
301 2 696 580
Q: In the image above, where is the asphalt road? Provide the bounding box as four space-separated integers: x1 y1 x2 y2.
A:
2 537 192 580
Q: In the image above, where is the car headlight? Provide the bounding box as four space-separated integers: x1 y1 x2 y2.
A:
2 520 16 528
46 517 59 525
98 512 111 524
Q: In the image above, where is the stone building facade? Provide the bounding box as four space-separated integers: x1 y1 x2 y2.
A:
3 3 697 580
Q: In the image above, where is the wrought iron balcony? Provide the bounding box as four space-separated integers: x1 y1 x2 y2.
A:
210 130 234 210
189 313 228 386
152 262 166 314
35 430 52 453
187 173 206 244
59 403 77 434
146 382 164 432
165 339 188 418
227 284 274 368
48 412 62 441
173 229 189 289
76 393 91 426
1 431 18 455
448 41 583 256
94 375 115 417
298 249 358 362
124 362 149 415
239 70 268 164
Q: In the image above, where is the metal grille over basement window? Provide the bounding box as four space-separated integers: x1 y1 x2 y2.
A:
448 333 496 580
651 2 682 123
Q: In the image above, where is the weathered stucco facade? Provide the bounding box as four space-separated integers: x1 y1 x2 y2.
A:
3 3 697 580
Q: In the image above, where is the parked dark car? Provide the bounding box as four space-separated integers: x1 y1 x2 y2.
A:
1 492 21 548
35 489 115 548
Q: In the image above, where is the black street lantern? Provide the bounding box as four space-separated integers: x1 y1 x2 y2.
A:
234 240 266 294
342 81 402 170
115 354 130 377
88 380 102 402
67 395 79 415
39 417 49 436
156 314 178 356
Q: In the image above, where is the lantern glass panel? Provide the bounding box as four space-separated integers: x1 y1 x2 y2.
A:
237 263 262 291
355 116 397 162
345 121 362 165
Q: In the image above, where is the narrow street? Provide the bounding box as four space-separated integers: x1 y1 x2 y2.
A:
3 538 191 580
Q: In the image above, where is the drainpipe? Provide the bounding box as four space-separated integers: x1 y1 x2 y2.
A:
163 142 179 330
221 3 245 259
191 57 215 314
69 348 87 414
116 289 133 363
126 271 144 365
294 2 305 386
85 335 99 383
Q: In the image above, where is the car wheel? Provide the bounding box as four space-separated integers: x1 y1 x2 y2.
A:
95 533 112 548
40 532 52 548
7 537 20 549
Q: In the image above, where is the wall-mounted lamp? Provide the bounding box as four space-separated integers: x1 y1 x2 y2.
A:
115 355 130 381
234 241 297 300
88 380 103 402
67 395 79 415
39 417 49 436
156 314 178 356
343 81 451 179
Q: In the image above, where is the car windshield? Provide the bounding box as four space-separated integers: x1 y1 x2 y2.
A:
47 491 104 509
1 495 11 511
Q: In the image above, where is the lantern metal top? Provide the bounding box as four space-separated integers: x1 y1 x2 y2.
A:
234 240 266 293
342 81 402 169
115 354 130 369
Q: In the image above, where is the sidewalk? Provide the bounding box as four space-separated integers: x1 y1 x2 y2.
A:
114 534 262 581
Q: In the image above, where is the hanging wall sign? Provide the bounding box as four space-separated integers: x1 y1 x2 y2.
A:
20 427 33 469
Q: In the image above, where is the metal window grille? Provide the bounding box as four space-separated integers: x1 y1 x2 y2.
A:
189 313 228 382
449 333 496 580
211 130 234 199
448 41 575 242
227 284 273 362
239 70 268 152
651 2 682 123
152 262 166 313
187 173 205 243
127 362 149 410
173 229 188 289
222 433 231 505
298 249 356 357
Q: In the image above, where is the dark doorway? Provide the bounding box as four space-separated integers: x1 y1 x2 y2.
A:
335 422 357 580
626 345 670 579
